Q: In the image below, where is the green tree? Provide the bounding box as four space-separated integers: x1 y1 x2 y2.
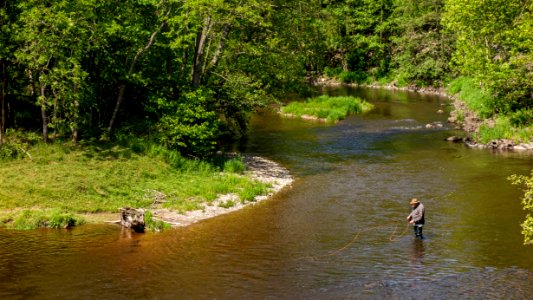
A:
14 0 94 142
443 0 533 114
389 0 454 86
319 0 394 81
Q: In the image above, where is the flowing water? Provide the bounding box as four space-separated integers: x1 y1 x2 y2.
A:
1 87 533 299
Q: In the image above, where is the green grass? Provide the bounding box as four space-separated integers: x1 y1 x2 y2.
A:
144 210 171 232
281 95 374 122
476 116 533 143
0 140 271 229
0 209 86 230
448 77 533 143
447 77 495 119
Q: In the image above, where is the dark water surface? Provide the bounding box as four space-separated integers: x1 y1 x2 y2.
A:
2 87 533 299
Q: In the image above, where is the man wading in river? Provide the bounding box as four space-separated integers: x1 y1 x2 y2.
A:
406 198 425 239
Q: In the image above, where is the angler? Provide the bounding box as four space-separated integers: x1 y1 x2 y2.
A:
406 198 425 239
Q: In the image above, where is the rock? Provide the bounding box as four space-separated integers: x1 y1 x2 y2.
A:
120 207 145 233
426 122 443 129
437 109 444 114
513 145 529 151
446 136 463 143
486 139 515 150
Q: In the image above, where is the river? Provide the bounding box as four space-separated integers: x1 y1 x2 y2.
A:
1 87 532 299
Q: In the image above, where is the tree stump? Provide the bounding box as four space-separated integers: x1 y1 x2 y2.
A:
120 207 145 233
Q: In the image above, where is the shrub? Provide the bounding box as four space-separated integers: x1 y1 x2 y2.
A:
156 89 220 157
323 66 342 78
223 157 245 174
144 210 171 232
48 211 85 228
509 171 533 245
7 210 85 230
509 109 533 127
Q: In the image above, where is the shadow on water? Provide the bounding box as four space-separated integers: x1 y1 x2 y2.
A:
1 86 533 299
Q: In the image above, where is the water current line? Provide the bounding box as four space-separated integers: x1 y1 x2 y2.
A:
298 222 411 261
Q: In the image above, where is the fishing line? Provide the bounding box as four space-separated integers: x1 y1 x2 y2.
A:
297 221 411 261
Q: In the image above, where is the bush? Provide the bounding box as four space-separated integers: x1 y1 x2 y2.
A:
509 171 533 245
144 210 171 232
48 211 85 229
509 109 533 127
7 210 85 230
323 66 342 78
223 157 245 174
0 130 41 161
156 89 220 157
339 71 369 84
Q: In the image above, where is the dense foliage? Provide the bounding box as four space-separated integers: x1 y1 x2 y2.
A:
510 171 533 245
0 0 531 154
442 0 532 118
0 0 312 155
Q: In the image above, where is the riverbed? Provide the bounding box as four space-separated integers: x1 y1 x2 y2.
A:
1 86 532 299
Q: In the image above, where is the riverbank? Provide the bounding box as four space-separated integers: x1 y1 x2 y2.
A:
149 155 293 227
312 76 533 152
0 140 293 230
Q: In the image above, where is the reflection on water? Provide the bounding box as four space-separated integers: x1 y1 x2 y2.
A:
1 86 533 298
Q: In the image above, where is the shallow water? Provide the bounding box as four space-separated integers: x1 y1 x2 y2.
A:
1 86 533 299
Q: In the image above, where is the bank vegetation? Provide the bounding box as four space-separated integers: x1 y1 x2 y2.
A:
0 0 531 232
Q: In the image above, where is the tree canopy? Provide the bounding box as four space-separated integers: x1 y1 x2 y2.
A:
0 0 531 155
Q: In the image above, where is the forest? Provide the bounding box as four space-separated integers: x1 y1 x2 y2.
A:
0 0 531 155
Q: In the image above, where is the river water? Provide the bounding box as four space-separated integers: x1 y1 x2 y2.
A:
1 87 533 299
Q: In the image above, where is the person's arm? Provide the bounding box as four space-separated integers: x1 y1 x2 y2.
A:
409 204 424 223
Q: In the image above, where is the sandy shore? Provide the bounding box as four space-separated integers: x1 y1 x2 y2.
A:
148 155 293 227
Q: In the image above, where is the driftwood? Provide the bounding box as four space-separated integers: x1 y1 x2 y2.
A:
120 207 145 233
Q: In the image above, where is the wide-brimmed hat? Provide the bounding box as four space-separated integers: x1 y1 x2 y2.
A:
410 198 420 205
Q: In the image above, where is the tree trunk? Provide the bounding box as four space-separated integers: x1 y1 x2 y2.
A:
208 24 231 71
0 59 6 145
40 83 49 143
51 89 59 141
191 16 212 88
120 207 145 233
107 83 126 135
107 20 167 134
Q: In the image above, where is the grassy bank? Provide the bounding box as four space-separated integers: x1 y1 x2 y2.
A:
281 95 374 122
0 138 270 229
447 77 533 143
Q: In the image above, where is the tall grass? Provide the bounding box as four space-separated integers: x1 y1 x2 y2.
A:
447 77 495 118
448 77 533 143
476 117 533 143
1 210 86 230
281 95 374 122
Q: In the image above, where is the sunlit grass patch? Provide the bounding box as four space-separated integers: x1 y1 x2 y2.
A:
447 77 495 119
1 209 86 230
0 140 273 229
476 116 533 143
281 95 374 122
